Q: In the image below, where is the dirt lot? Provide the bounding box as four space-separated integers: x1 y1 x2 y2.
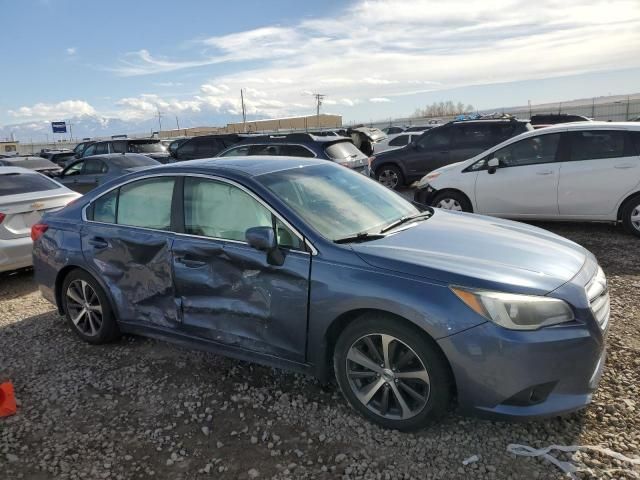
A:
0 221 639 480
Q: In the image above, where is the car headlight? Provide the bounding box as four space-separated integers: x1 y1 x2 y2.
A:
451 287 574 331
416 171 440 188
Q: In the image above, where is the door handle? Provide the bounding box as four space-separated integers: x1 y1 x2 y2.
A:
88 237 108 249
614 164 636 169
536 170 554 175
175 256 207 268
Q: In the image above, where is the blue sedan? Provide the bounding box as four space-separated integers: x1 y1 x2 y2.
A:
32 157 608 430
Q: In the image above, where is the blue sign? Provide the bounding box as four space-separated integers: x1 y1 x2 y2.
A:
51 121 67 133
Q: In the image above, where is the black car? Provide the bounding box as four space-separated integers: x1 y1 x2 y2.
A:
216 133 371 174
371 118 532 189
530 114 591 126
170 134 246 162
81 139 170 163
167 138 190 156
40 150 78 167
382 126 405 135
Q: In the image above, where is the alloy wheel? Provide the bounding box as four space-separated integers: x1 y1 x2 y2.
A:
66 280 103 337
631 204 640 232
436 198 462 211
378 169 399 189
345 333 430 420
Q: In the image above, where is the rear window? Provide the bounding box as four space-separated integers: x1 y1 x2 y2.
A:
0 173 60 196
110 155 159 168
325 141 367 160
127 141 166 153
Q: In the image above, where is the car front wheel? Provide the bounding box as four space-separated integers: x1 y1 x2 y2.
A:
333 314 451 430
376 165 403 190
622 196 640 237
432 191 472 212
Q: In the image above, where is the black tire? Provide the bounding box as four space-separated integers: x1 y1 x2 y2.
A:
333 313 452 431
431 190 472 212
621 195 640 237
61 269 120 344
376 164 404 190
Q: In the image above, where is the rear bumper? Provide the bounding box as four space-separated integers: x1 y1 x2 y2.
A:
0 236 33 273
437 321 605 419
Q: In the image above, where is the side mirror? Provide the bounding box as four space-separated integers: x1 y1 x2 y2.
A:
246 226 284 266
487 157 499 174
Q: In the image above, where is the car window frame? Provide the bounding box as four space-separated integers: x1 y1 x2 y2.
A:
564 129 633 162
82 173 315 255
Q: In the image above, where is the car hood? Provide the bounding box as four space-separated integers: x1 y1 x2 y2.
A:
351 210 588 295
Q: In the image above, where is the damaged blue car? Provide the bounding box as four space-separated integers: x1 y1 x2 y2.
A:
32 156 608 430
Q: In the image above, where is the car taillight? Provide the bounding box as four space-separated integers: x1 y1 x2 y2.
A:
31 223 49 242
0 213 5 224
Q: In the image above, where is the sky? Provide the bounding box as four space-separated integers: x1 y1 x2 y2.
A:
1 0 640 138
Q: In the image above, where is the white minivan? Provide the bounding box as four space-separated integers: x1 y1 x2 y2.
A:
413 122 640 236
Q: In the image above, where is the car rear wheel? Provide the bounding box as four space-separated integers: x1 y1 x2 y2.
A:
62 270 120 344
333 314 451 430
622 196 640 237
432 191 472 212
376 165 403 190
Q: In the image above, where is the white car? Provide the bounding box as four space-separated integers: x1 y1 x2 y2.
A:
0 167 80 273
413 122 640 236
373 132 424 154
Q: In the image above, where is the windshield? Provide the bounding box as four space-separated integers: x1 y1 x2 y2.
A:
110 155 159 168
0 172 60 196
258 163 418 241
127 141 166 153
325 141 367 161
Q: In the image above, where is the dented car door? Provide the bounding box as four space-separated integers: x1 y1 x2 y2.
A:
172 176 310 362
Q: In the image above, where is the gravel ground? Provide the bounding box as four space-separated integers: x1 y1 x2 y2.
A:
0 221 639 480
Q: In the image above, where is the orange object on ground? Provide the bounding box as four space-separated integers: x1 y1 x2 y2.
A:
0 382 17 417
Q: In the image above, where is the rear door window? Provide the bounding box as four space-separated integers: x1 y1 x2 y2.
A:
219 145 251 157
82 144 97 157
281 145 315 157
0 173 60 196
249 144 282 156
83 158 108 174
117 178 175 230
416 127 451 150
630 131 640 155
195 138 221 157
452 124 493 149
94 143 109 155
388 135 410 147
567 130 627 161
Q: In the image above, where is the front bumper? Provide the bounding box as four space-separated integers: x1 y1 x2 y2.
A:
0 236 33 273
437 320 606 419
413 184 439 205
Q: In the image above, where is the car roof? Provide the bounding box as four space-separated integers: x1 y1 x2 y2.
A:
0 166 41 175
159 156 329 177
235 133 351 145
81 153 156 162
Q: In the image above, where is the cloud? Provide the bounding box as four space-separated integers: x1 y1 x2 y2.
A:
101 0 640 123
8 100 96 120
153 81 183 87
66 47 77 56
116 94 202 120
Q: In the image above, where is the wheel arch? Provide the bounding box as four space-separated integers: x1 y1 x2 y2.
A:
374 161 407 180
616 191 640 221
318 308 456 397
432 188 474 212
55 265 119 319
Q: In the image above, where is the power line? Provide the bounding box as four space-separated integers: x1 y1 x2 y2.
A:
312 93 326 127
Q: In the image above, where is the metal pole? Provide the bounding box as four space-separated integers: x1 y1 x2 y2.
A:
626 96 630 121
240 89 247 133
591 98 595 119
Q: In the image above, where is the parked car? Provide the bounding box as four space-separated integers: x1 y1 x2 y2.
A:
32 157 608 430
530 114 591 127
382 126 405 135
170 134 246 162
73 141 94 158
0 156 62 177
374 132 423 153
404 125 435 132
347 127 387 156
0 166 80 273
413 122 640 236
40 149 78 167
371 118 532 189
217 133 370 174
57 153 160 193
167 138 190 156
81 139 170 163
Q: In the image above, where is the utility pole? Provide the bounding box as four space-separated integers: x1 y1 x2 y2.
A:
156 107 163 136
312 93 326 127
240 89 247 133
66 119 73 142
175 115 180 132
